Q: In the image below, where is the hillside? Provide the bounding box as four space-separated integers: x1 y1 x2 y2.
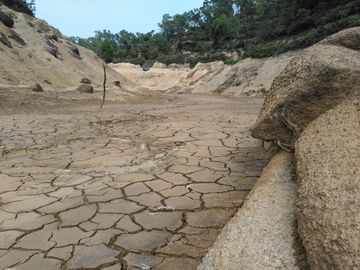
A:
0 3 137 92
0 2 301 98
110 50 298 96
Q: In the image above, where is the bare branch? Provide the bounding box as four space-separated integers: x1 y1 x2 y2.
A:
100 63 107 110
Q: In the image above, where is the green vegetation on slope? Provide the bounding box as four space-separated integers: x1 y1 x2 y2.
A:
69 0 360 66
0 0 35 16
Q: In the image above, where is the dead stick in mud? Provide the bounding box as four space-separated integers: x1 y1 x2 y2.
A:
100 63 107 110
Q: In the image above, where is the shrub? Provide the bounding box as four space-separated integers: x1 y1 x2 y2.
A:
195 41 212 54
187 52 235 68
277 29 318 54
157 54 185 66
224 58 237 65
345 15 360 27
294 29 317 47
245 43 276 58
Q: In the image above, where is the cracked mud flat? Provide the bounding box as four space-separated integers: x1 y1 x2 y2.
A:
0 88 275 270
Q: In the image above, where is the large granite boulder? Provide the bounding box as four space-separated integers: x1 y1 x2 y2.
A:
251 27 360 150
295 98 360 269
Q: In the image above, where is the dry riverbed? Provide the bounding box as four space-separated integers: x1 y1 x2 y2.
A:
0 88 275 269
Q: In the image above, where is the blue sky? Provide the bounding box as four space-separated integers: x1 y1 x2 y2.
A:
35 0 205 38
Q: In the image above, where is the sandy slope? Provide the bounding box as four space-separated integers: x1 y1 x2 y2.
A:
0 5 139 93
110 51 298 96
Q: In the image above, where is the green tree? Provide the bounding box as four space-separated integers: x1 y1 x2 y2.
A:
26 0 35 14
234 0 255 15
159 13 189 42
151 33 171 54
211 14 231 44
100 39 114 63
291 8 313 32
71 0 360 65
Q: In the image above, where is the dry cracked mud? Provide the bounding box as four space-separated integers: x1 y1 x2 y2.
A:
0 88 276 270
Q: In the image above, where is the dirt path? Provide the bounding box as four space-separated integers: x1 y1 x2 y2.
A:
0 89 275 269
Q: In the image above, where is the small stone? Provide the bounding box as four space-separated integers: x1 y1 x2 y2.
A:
30 83 43 92
47 34 58 41
0 33 12 48
46 46 59 59
77 83 94 93
80 77 91 84
142 63 150 71
68 44 80 58
176 89 186 94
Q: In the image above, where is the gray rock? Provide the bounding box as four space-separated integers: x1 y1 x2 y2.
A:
142 64 150 71
251 27 360 151
46 34 58 42
45 38 60 59
80 78 91 84
67 43 80 59
295 98 360 270
31 83 43 92
176 89 186 94
0 11 14 28
0 33 11 48
9 30 26 46
77 84 93 94
46 46 59 59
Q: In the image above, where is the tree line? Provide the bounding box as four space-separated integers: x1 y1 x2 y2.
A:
70 0 360 67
